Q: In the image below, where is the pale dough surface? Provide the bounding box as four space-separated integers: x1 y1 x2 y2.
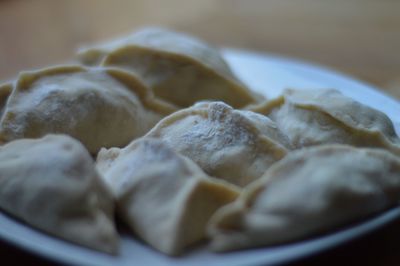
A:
79 28 261 108
96 138 239 256
0 66 176 154
146 102 291 187
248 88 400 154
0 134 119 254
209 145 400 252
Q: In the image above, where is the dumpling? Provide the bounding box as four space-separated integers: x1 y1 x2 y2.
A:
0 134 118 254
78 27 260 108
145 102 291 187
248 88 400 153
208 145 400 252
0 65 177 154
96 138 239 256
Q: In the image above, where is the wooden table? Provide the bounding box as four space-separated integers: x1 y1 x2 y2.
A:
0 0 400 265
1 0 399 97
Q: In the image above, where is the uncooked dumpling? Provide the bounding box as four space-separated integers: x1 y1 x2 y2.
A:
0 65 177 153
248 88 400 153
208 145 400 252
78 27 260 108
145 102 291 187
0 134 118 254
96 138 239 256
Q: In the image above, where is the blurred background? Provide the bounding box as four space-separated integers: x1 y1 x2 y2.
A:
0 0 399 98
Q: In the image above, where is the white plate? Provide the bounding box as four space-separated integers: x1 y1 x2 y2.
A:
1 49 400 266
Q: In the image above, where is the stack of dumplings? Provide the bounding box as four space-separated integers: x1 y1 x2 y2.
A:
0 27 400 258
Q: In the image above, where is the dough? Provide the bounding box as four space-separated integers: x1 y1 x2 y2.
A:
0 65 177 154
249 88 400 153
78 27 260 108
0 135 118 254
146 102 291 187
208 145 400 252
96 138 239 256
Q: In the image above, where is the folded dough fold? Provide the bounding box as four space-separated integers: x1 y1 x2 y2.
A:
0 134 118 254
208 145 400 252
78 27 261 108
0 65 177 153
96 138 239 256
146 102 291 187
248 88 400 154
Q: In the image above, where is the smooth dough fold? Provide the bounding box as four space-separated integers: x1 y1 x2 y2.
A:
78 27 261 108
248 88 400 153
208 145 400 252
0 135 118 254
146 102 291 187
0 65 177 153
96 138 239 256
